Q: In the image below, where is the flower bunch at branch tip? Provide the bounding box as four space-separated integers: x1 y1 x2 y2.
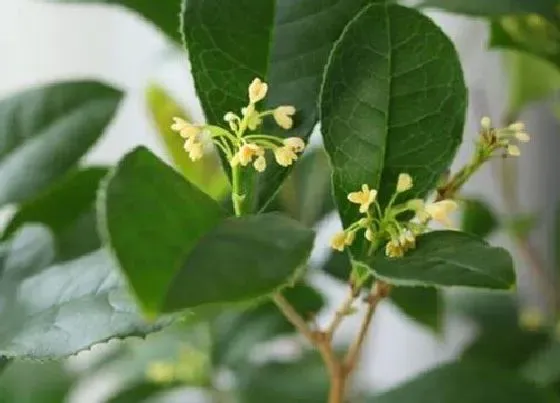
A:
480 116 530 158
170 78 304 172
330 173 458 258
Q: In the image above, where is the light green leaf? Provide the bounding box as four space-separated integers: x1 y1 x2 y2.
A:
419 0 559 17
3 167 107 260
99 146 225 315
522 342 560 386
0 81 121 206
371 361 550 403
461 198 499 238
182 0 379 210
371 231 515 289
320 3 466 259
163 213 314 311
390 287 442 332
146 84 228 200
0 226 168 359
45 0 182 43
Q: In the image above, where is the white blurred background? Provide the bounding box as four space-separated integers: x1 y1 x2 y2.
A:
1 1 558 401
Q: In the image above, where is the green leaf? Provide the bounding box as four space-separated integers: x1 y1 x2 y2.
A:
3 167 107 260
320 4 466 259
0 361 75 403
390 287 442 332
0 226 168 359
371 231 515 289
107 383 169 403
100 147 314 315
163 213 314 311
504 50 560 119
146 84 229 200
419 0 559 17
461 198 499 238
522 342 560 387
182 0 378 209
0 81 121 206
490 15 560 71
45 0 182 43
99 146 225 315
371 361 550 403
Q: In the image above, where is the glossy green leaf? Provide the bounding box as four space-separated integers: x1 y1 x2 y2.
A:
3 167 107 260
99 146 225 315
371 231 515 289
419 0 559 17
372 361 550 403
0 81 121 206
182 0 378 209
320 4 466 259
504 50 560 119
164 213 314 311
461 198 499 238
490 15 560 71
45 0 182 42
0 361 75 403
146 84 228 200
0 226 168 359
390 287 442 332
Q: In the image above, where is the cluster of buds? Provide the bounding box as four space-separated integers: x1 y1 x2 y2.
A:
170 78 305 173
480 117 530 158
330 173 458 258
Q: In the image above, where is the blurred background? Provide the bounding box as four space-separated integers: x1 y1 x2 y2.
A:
1 1 559 402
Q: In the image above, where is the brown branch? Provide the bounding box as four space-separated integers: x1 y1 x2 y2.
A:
326 287 358 340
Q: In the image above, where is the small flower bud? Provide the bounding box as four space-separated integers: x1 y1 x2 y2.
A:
480 116 492 130
274 106 296 129
283 137 305 153
396 173 413 193
365 228 375 242
253 155 266 172
248 78 268 104
515 131 530 143
330 231 347 252
507 144 521 157
345 231 356 246
274 146 298 167
508 122 525 132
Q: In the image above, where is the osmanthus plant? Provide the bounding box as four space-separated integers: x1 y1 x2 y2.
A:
0 0 557 402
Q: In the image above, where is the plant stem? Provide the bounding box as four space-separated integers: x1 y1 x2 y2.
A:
326 287 357 340
231 165 243 216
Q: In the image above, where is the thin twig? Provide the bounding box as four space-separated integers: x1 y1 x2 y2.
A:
326 287 358 340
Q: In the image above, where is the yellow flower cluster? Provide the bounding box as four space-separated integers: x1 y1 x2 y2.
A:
480 117 530 157
330 173 458 258
170 78 305 173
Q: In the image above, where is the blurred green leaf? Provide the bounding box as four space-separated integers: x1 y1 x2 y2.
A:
0 225 170 359
3 167 107 260
371 231 515 290
522 341 560 386
371 361 551 403
390 287 443 333
46 0 182 43
321 4 466 260
107 383 169 403
461 198 499 238
505 213 539 238
146 84 228 200
419 0 559 17
0 81 121 206
0 361 75 403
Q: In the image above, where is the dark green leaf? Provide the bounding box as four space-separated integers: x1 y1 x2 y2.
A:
371 231 515 289
0 226 168 359
3 167 107 259
390 287 442 332
320 4 466 259
490 15 560 72
146 84 228 200
0 361 74 403
461 198 499 238
371 361 550 403
46 0 182 43
99 146 225 315
182 0 377 209
164 213 314 311
419 0 559 17
322 251 353 283
0 81 121 206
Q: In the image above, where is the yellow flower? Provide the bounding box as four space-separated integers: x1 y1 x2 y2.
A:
330 231 347 252
385 240 404 258
507 144 521 157
283 137 305 153
396 173 413 193
237 143 264 166
242 104 263 131
185 140 203 162
253 155 267 172
274 106 296 129
171 117 200 139
480 116 492 130
274 146 298 167
223 112 239 131
399 231 416 250
424 200 457 227
347 184 377 214
248 78 268 104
